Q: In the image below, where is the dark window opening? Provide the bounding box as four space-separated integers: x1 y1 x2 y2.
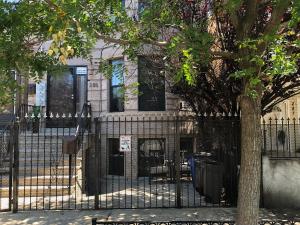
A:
138 0 150 17
110 59 124 112
138 138 165 176
138 56 165 111
180 137 194 163
108 138 124 176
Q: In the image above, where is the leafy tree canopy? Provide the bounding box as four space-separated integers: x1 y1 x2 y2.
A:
1 0 299 115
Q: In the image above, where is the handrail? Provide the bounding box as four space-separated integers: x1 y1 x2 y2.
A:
75 102 92 146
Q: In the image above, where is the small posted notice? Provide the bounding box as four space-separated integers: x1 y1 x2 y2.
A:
120 135 131 152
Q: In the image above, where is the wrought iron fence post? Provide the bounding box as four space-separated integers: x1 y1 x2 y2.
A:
8 124 14 211
175 116 181 208
12 119 20 213
94 118 99 210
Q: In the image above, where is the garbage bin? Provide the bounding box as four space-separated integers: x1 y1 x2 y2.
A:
194 159 205 194
203 160 223 204
192 152 213 195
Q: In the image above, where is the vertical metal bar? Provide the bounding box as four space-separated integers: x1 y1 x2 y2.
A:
8 125 14 211
142 116 146 208
111 117 115 208
55 120 59 209
130 116 133 208
175 116 181 208
293 118 297 158
43 116 46 210
29 120 33 210
62 117 65 209
269 118 273 157
118 116 121 208
94 118 99 210
22 119 27 210
167 116 171 208
137 116 140 209
12 121 19 213
49 121 53 210
154 116 158 208
124 116 127 209
105 116 108 208
36 117 40 210
287 118 291 157
149 117 152 208
68 155 72 196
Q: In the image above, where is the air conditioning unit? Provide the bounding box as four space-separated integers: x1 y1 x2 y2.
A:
179 101 191 111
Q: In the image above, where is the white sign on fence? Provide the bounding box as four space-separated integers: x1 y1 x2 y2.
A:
120 135 131 152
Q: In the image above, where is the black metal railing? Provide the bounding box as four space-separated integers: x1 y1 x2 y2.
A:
91 220 299 225
1 114 300 212
262 117 300 158
0 120 15 212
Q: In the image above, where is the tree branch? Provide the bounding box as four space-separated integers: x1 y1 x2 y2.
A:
263 0 291 35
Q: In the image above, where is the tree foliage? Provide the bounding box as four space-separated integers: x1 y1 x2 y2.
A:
1 1 299 225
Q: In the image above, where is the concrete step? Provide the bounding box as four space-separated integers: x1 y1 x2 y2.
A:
18 158 82 167
0 175 76 187
0 186 74 197
19 165 81 176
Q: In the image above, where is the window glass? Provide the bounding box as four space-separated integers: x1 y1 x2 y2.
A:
138 56 165 111
110 59 124 112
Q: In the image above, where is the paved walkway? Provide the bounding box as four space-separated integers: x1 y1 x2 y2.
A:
0 208 299 225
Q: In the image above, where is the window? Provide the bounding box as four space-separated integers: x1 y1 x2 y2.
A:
138 138 166 176
180 137 194 162
138 0 149 16
108 138 124 176
138 56 165 111
110 59 124 112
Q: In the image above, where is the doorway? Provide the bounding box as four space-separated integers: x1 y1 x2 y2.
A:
46 66 87 127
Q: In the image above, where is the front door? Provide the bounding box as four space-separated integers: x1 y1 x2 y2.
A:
47 69 76 127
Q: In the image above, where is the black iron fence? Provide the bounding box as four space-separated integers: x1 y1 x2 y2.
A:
0 122 14 212
91 220 299 225
0 114 299 212
89 115 240 209
262 118 300 158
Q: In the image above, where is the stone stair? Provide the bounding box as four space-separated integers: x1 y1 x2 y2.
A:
0 131 84 199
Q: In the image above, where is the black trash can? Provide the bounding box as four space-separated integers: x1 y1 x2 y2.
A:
203 160 223 204
193 152 213 195
194 159 205 194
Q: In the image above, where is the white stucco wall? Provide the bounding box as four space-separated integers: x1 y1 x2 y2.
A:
263 156 300 209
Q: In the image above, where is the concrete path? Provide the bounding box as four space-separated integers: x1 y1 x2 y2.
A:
0 208 300 225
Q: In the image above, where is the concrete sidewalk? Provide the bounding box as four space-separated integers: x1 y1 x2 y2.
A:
0 208 299 225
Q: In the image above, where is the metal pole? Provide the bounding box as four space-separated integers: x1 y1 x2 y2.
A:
175 117 181 208
94 118 99 210
8 125 14 211
12 119 19 213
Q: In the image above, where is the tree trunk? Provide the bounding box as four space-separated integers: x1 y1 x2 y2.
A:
236 93 262 225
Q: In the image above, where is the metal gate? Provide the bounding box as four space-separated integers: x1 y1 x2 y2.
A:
87 115 240 209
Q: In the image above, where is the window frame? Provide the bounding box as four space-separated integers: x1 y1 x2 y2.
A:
109 58 125 112
138 56 166 111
